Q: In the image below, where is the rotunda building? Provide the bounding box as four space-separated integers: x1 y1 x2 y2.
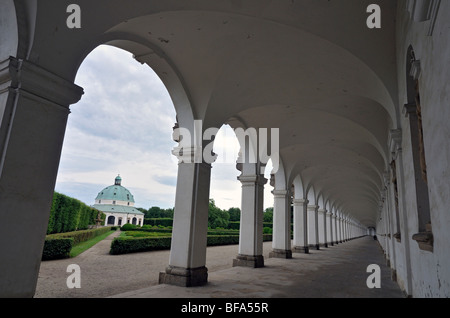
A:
93 175 144 227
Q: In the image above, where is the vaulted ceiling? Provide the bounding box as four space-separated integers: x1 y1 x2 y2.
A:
25 0 400 227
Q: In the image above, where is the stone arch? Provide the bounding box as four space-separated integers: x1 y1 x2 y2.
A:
68 31 195 133
1 1 39 61
226 115 259 173
317 192 326 210
292 174 305 200
306 184 317 206
272 157 288 191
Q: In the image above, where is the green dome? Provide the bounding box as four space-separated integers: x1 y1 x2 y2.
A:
95 175 135 203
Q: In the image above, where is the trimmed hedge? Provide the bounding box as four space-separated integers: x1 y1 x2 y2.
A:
227 221 240 230
141 218 274 231
47 192 105 234
110 234 273 255
42 238 74 260
207 235 240 246
226 221 273 230
144 218 173 227
110 237 172 255
45 226 113 245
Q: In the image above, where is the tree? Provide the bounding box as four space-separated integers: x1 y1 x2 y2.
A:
263 207 273 223
208 199 230 229
146 206 162 218
227 207 241 222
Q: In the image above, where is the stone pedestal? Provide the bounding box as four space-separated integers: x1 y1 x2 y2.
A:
159 266 208 287
292 246 310 254
269 249 293 259
233 254 265 268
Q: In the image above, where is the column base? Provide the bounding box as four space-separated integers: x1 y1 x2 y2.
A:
309 244 320 250
159 266 208 287
233 254 264 268
292 246 309 254
269 249 292 259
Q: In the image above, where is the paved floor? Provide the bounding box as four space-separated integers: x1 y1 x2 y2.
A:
35 232 404 298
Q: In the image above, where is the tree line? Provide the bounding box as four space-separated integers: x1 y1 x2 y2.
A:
138 199 274 229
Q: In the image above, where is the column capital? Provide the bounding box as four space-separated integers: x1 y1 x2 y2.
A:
318 208 327 214
238 174 267 186
171 146 217 165
293 198 308 205
272 189 288 198
3 57 84 107
307 204 319 211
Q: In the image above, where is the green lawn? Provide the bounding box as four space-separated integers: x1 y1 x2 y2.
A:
70 230 116 257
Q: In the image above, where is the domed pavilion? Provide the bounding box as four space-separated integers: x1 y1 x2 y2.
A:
93 175 144 227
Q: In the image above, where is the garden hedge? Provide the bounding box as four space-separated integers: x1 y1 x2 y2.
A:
110 236 172 255
142 219 274 231
110 234 273 255
143 218 173 227
42 238 74 260
45 226 113 245
47 192 105 234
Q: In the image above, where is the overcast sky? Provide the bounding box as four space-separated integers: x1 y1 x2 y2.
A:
55 45 273 211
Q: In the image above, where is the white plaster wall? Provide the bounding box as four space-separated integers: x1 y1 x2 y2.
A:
394 0 450 297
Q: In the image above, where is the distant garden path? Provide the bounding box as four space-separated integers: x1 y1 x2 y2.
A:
35 231 271 298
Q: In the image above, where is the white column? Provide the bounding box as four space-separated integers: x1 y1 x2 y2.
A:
292 199 309 253
332 213 338 244
0 57 83 297
337 213 342 243
307 205 319 250
342 216 348 241
270 190 292 259
318 208 326 247
160 147 212 287
326 211 333 246
345 217 350 240
233 170 267 268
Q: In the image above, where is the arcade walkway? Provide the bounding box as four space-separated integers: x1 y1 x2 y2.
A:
112 236 403 298
36 233 402 298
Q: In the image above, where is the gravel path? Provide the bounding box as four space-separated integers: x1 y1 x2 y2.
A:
34 230 271 298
